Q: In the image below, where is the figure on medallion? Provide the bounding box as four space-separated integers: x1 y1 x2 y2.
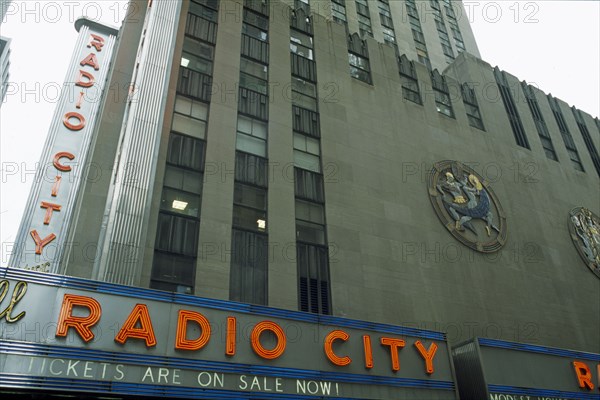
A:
437 172 499 237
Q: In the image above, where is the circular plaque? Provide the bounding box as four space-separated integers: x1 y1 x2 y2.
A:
568 207 600 278
428 160 507 253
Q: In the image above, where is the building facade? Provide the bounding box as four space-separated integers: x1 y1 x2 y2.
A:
0 36 10 104
3 0 600 398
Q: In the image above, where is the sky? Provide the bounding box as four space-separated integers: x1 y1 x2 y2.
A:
0 1 599 265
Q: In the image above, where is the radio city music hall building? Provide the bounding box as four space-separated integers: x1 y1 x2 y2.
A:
2 0 599 399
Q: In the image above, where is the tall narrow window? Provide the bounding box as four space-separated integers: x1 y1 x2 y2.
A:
290 12 332 315
377 0 396 46
405 0 431 69
231 2 271 305
461 83 484 130
441 0 465 53
348 33 372 84
151 0 218 294
548 95 584 172
355 0 373 37
331 0 347 24
430 0 454 63
494 67 530 149
572 107 600 176
431 70 454 118
521 83 557 160
398 54 421 105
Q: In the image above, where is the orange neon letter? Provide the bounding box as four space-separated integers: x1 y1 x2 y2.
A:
75 70 95 88
80 53 100 70
30 230 56 255
414 340 438 374
175 310 211 351
226 317 236 356
51 176 62 197
63 112 86 131
250 321 286 360
114 304 157 347
55 294 102 342
380 337 406 371
87 34 105 51
573 361 595 390
363 335 374 369
324 330 352 366
53 152 75 172
40 202 61 225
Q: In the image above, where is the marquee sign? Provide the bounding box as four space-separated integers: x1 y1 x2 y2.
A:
452 338 600 400
9 19 118 273
0 267 457 399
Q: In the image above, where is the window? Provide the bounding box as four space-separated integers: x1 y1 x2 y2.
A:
382 27 396 45
243 8 269 31
172 95 208 139
296 201 326 245
295 167 324 203
189 0 217 22
160 187 201 218
494 68 530 149
548 96 583 171
398 55 421 105
405 0 431 68
401 76 421 105
230 229 268 305
358 15 373 37
572 107 600 176
181 38 214 75
348 52 371 84
290 30 314 60
240 58 268 81
291 77 318 111
186 1 218 43
435 91 454 118
294 132 321 172
462 84 484 130
155 213 199 256
164 165 203 194
331 0 347 24
378 0 394 28
297 243 331 314
295 0 310 13
233 183 268 232
356 0 373 37
168 133 206 171
151 252 194 294
522 83 557 160
431 70 454 118
236 115 268 157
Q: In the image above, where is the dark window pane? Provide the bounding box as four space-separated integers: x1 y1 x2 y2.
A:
230 229 268 305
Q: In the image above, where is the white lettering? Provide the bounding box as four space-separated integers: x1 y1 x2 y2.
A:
49 359 64 376
239 375 248 390
83 361 93 378
172 369 181 385
142 367 154 383
66 360 79 376
114 364 125 381
296 379 336 396
275 377 283 393
319 381 331 395
307 380 319 395
250 376 261 391
158 367 169 383
197 371 212 387
100 362 109 379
